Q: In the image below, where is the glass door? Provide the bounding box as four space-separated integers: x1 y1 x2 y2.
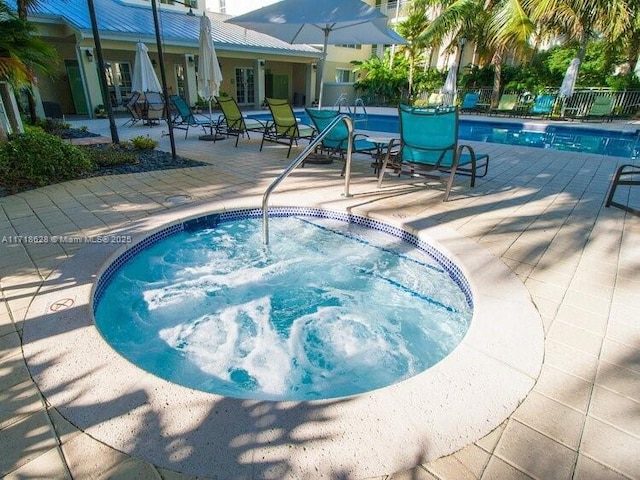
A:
104 61 132 109
235 67 255 105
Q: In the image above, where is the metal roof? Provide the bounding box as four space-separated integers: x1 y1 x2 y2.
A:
6 0 322 58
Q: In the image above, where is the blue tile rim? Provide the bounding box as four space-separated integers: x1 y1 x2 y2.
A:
93 207 473 313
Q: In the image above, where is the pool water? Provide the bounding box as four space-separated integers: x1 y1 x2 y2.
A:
250 112 640 158
94 213 472 401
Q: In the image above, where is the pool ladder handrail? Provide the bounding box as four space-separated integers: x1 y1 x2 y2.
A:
334 95 368 129
262 114 355 245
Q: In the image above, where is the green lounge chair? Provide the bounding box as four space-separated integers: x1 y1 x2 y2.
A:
214 95 266 147
528 94 556 118
576 96 615 122
305 108 379 174
377 104 489 201
261 98 315 157
490 93 519 116
169 95 216 138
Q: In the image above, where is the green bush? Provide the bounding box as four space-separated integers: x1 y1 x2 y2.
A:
129 135 157 150
0 130 95 194
85 144 138 167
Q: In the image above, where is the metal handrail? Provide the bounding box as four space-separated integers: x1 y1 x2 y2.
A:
334 93 349 112
262 114 355 245
351 97 368 128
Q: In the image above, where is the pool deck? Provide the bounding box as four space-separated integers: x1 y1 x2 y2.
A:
1 109 639 479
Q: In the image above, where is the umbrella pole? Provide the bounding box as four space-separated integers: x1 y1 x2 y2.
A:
198 98 225 141
317 30 330 109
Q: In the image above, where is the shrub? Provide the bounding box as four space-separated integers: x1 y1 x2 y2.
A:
0 130 95 194
85 144 138 167
129 135 157 150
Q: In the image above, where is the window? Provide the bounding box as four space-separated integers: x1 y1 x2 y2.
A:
335 69 351 83
337 45 362 49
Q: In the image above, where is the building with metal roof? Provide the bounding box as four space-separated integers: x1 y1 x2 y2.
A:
6 0 369 118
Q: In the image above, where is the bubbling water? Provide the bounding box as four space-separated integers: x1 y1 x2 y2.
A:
95 215 472 400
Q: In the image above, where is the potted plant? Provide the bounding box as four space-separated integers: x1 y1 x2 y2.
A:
94 105 107 118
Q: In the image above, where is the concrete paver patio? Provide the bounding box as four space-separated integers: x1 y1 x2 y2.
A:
0 111 638 479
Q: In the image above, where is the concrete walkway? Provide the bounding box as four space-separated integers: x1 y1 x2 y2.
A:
1 113 638 479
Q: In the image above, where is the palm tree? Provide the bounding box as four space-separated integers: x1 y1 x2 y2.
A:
420 0 535 106
0 0 56 140
15 0 48 123
396 0 431 99
0 0 58 127
523 0 631 80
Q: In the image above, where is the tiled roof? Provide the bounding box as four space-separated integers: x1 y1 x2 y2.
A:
6 0 322 58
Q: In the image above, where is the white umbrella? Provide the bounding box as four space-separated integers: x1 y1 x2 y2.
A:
441 59 458 105
132 41 162 93
226 0 406 108
559 57 580 98
197 13 224 139
559 57 580 118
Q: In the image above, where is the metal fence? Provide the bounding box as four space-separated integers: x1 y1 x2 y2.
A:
412 88 640 118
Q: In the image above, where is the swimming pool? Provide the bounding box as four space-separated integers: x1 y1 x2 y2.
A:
249 112 640 158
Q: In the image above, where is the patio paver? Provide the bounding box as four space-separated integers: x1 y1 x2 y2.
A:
0 111 638 479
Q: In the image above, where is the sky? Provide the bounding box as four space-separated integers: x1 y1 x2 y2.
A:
205 0 279 16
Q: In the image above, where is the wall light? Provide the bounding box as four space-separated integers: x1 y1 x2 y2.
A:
85 49 94 62
187 54 194 65
258 59 265 67
151 59 157 67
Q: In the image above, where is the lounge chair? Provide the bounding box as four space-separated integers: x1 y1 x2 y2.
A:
169 95 216 139
123 91 144 127
261 98 316 157
459 92 480 114
573 96 615 122
214 95 266 147
605 163 640 215
527 94 556 118
489 93 519 116
377 104 489 201
304 108 379 174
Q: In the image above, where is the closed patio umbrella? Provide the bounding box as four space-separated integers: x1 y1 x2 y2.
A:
132 41 162 93
559 57 580 99
198 13 224 140
559 57 580 117
226 0 406 108
441 62 457 105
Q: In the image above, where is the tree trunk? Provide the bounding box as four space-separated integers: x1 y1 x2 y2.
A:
17 1 38 124
0 120 7 143
491 48 503 108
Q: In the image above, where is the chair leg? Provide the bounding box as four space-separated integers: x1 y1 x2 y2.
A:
605 164 640 213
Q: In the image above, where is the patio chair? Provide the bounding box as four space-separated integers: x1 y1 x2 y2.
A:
377 104 490 201
605 163 640 215
573 96 615 122
122 92 145 126
142 91 165 125
169 95 216 139
489 93 519 116
214 95 266 147
459 92 481 114
305 108 379 174
527 94 556 118
261 98 316 157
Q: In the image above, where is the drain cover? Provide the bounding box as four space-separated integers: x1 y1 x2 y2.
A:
165 195 192 204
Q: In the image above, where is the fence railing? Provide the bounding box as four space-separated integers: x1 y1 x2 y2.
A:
377 88 640 118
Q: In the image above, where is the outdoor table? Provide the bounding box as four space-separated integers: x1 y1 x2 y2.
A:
363 134 399 174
